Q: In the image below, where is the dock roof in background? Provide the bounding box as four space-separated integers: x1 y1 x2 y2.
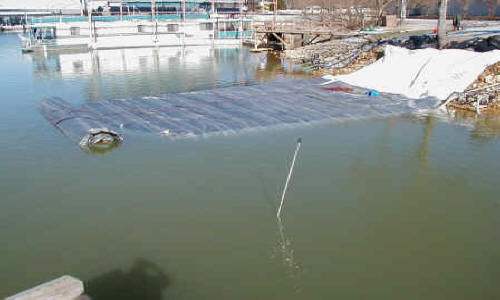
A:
0 0 82 11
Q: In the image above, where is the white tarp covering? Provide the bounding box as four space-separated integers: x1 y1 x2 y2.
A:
323 45 500 100
0 0 82 10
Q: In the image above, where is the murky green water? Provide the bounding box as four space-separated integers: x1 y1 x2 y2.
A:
1 33 500 299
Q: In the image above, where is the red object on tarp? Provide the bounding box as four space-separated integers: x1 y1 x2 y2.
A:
433 28 438 34
323 87 353 92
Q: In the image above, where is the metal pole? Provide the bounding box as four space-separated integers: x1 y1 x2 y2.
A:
120 0 123 20
276 138 302 218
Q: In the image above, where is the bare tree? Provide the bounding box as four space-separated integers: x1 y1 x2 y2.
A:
401 0 407 24
409 0 435 15
459 0 470 18
373 0 397 24
437 0 448 49
483 0 499 17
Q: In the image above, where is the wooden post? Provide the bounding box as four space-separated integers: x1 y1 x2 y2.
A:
437 0 448 49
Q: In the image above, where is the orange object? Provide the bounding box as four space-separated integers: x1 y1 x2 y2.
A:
323 87 353 92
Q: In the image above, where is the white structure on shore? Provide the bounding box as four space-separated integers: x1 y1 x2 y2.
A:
19 0 251 51
0 0 82 14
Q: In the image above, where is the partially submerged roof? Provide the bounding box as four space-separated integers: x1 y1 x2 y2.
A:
39 77 439 153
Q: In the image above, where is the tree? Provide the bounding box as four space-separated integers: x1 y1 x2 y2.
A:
401 0 407 24
483 0 499 17
408 0 434 15
459 0 470 18
373 0 397 23
437 0 448 49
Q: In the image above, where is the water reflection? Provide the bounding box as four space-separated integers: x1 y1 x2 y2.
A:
27 46 308 101
275 215 302 277
452 109 500 142
85 258 169 300
421 109 500 143
417 116 435 166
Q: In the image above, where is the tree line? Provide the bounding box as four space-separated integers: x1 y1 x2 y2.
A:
285 0 498 17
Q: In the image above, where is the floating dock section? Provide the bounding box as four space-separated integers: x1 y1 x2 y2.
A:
39 78 439 151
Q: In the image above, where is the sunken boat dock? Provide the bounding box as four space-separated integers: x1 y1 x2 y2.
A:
39 77 438 151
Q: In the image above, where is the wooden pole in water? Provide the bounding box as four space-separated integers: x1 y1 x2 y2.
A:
277 138 302 218
437 0 448 49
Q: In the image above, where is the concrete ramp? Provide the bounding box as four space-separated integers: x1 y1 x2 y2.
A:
5 275 84 300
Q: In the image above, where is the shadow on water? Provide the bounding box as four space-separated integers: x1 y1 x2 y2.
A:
84 258 169 300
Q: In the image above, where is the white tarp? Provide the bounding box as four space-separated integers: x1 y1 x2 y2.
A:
0 0 82 10
323 45 500 100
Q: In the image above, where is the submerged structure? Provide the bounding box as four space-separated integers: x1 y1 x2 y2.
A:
39 77 439 152
38 45 500 152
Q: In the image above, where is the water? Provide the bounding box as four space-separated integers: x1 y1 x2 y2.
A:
1 33 500 299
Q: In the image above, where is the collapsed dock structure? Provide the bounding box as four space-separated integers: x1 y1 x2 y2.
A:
39 76 439 152
39 45 499 152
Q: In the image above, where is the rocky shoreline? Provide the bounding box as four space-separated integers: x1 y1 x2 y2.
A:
447 62 500 112
284 35 499 113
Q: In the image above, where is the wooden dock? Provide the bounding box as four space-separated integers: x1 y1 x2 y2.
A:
251 21 363 50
